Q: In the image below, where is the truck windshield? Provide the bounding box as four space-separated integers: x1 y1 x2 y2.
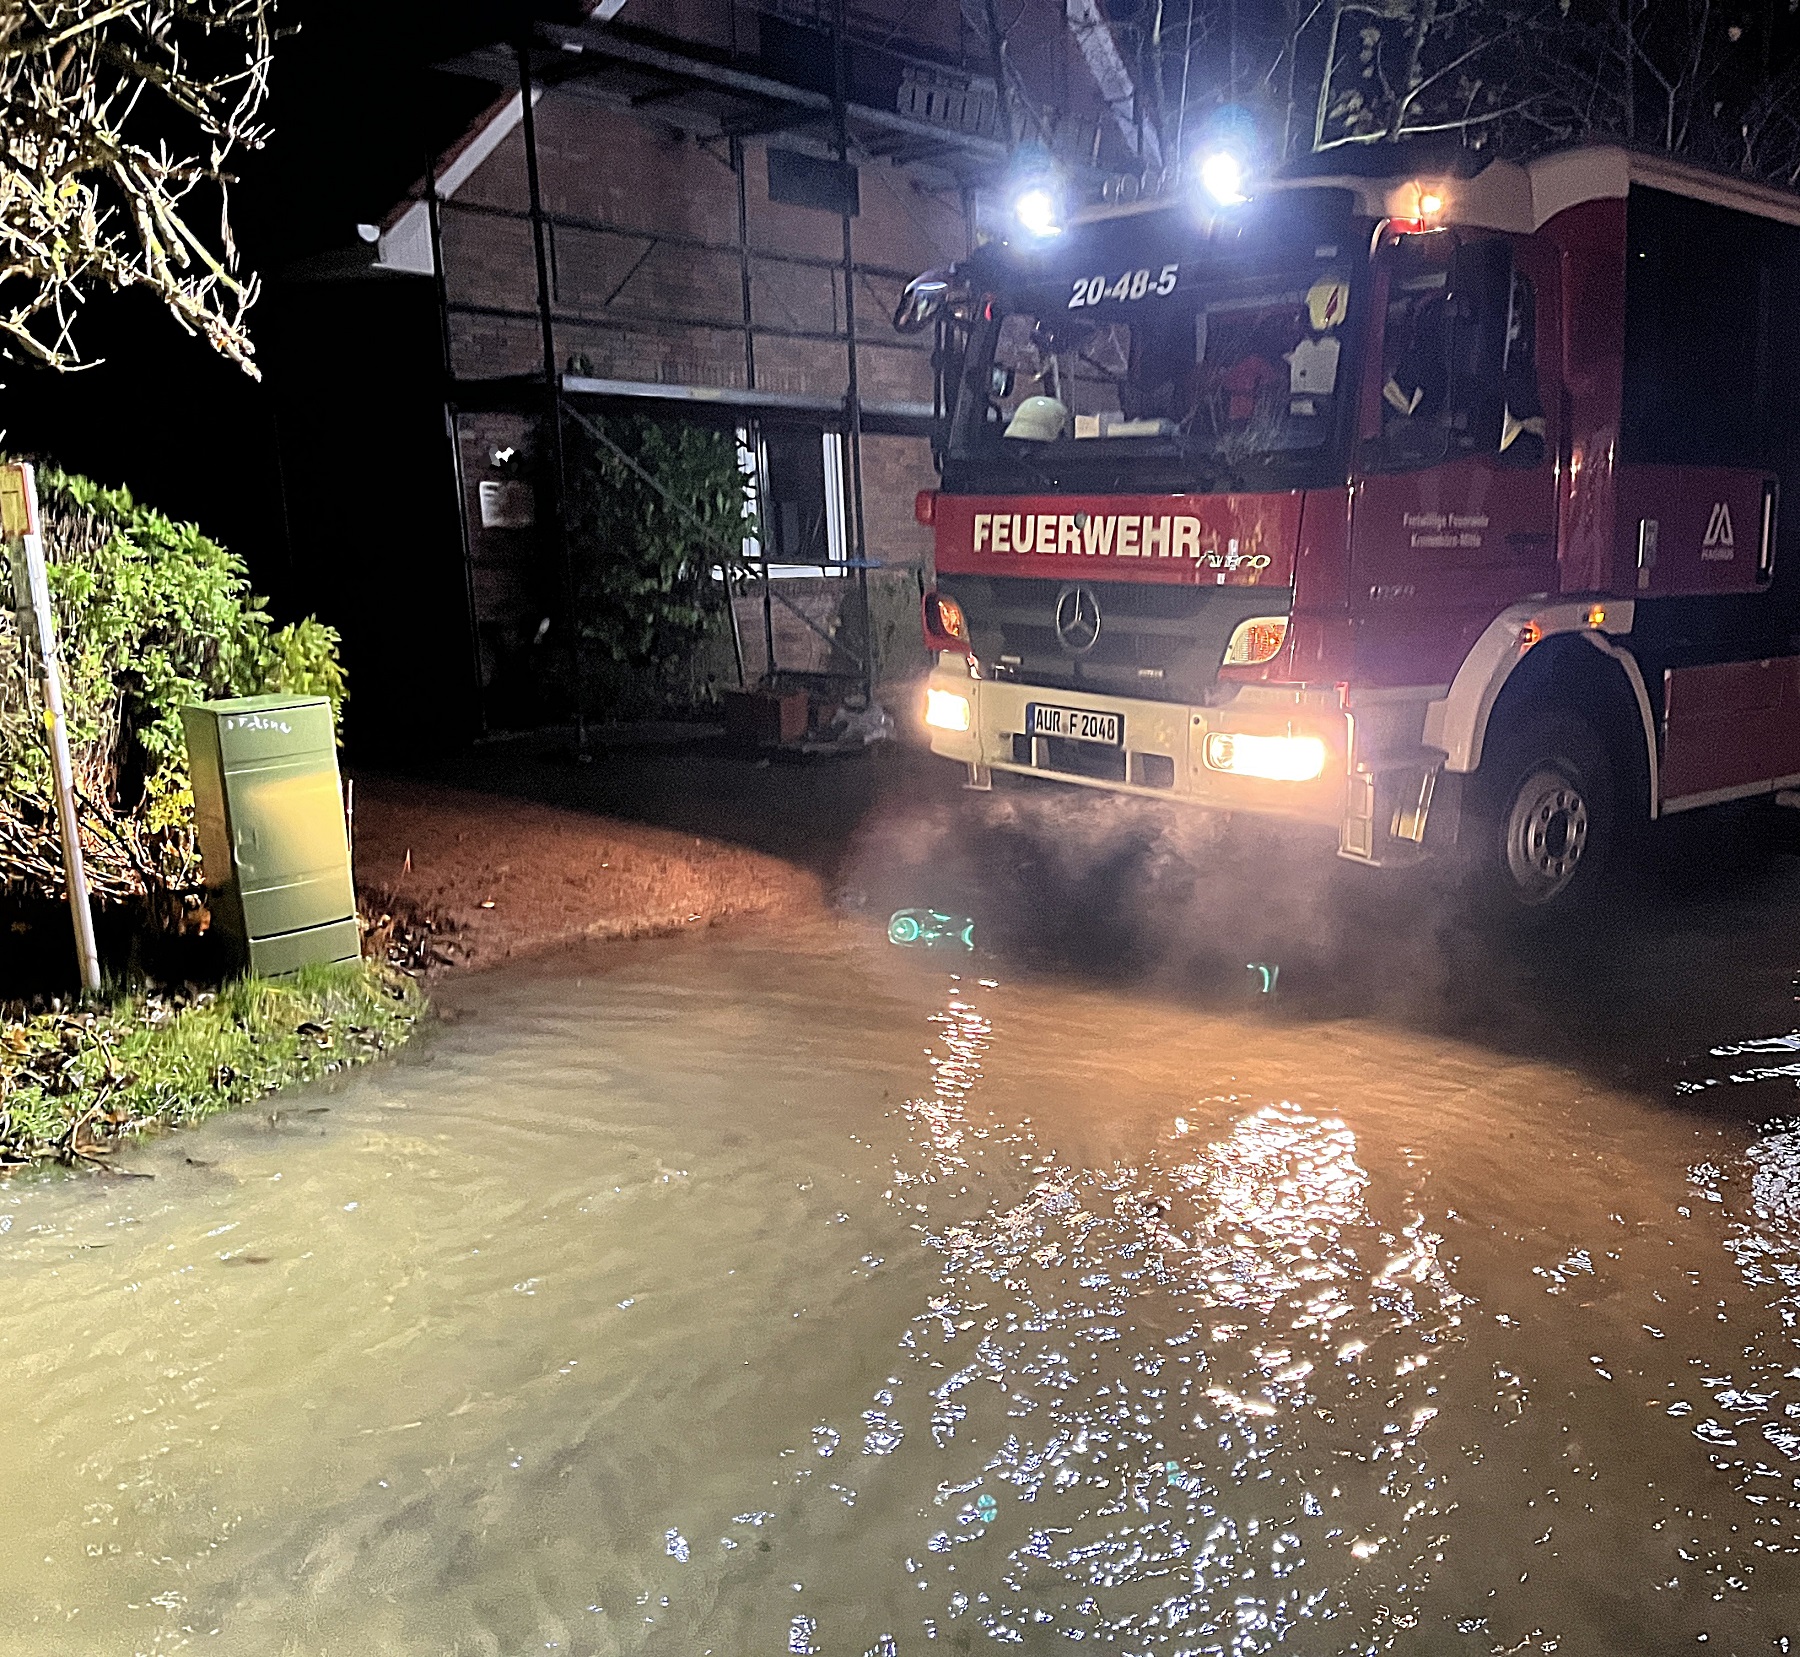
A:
949 253 1360 493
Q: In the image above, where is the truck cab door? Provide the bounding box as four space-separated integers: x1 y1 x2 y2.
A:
1349 233 1560 689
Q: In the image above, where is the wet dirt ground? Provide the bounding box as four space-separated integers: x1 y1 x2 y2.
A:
6 777 1800 1656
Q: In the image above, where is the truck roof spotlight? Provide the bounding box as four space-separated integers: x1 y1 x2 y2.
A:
1013 185 1063 239
1198 150 1249 207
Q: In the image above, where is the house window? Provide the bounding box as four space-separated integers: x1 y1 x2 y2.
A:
747 425 848 576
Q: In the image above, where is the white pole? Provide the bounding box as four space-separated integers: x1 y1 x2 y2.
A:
2 462 102 995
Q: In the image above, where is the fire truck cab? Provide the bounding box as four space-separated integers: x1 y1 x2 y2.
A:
908 144 1800 908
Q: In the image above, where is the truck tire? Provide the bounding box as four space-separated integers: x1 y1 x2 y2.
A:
1468 711 1618 912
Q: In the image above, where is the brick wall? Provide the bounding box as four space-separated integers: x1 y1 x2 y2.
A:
440 97 963 401
436 42 977 718
859 433 934 570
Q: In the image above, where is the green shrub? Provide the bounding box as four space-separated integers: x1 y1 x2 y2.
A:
0 466 345 911
563 412 752 714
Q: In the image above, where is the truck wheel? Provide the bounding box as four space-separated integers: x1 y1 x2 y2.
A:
1470 713 1617 911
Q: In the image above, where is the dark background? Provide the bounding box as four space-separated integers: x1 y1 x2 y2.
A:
0 1 561 751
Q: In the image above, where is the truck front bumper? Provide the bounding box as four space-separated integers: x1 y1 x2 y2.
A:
921 660 1350 830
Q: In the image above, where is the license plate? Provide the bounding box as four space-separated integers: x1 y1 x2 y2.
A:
1026 703 1122 746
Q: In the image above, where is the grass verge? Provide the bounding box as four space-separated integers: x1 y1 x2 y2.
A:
0 961 423 1173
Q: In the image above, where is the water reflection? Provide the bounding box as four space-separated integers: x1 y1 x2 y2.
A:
648 946 1800 1654
887 909 978 951
958 1004 1459 1647
9 921 1800 1652
1679 1117 1800 1578
690 969 1472 1653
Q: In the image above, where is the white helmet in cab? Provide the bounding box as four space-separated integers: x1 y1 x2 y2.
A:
1003 395 1069 443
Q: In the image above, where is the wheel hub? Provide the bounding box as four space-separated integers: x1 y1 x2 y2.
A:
1505 769 1590 902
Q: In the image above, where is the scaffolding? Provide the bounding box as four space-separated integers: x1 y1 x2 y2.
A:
412 2 1041 737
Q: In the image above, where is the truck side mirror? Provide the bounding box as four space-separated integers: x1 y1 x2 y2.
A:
894 269 953 334
1445 238 1512 455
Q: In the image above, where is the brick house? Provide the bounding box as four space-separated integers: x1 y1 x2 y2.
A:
373 0 1148 730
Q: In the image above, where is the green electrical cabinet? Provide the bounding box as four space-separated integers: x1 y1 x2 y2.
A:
181 695 360 977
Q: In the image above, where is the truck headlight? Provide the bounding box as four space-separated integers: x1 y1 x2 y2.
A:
925 688 972 732
1202 730 1326 782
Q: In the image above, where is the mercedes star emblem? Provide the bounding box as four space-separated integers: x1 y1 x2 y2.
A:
1054 584 1102 654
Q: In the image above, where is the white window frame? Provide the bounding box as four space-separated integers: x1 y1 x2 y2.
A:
726 423 850 578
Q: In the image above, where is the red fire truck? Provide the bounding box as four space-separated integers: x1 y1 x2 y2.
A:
902 144 1800 909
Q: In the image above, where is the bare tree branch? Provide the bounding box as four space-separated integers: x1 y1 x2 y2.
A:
0 0 274 376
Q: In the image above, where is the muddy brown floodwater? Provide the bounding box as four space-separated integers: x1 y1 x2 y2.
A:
7 818 1800 1655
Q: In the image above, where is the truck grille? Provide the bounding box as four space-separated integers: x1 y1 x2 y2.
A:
939 575 1289 704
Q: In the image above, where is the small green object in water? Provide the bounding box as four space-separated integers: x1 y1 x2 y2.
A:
888 909 975 950
975 1493 997 1521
